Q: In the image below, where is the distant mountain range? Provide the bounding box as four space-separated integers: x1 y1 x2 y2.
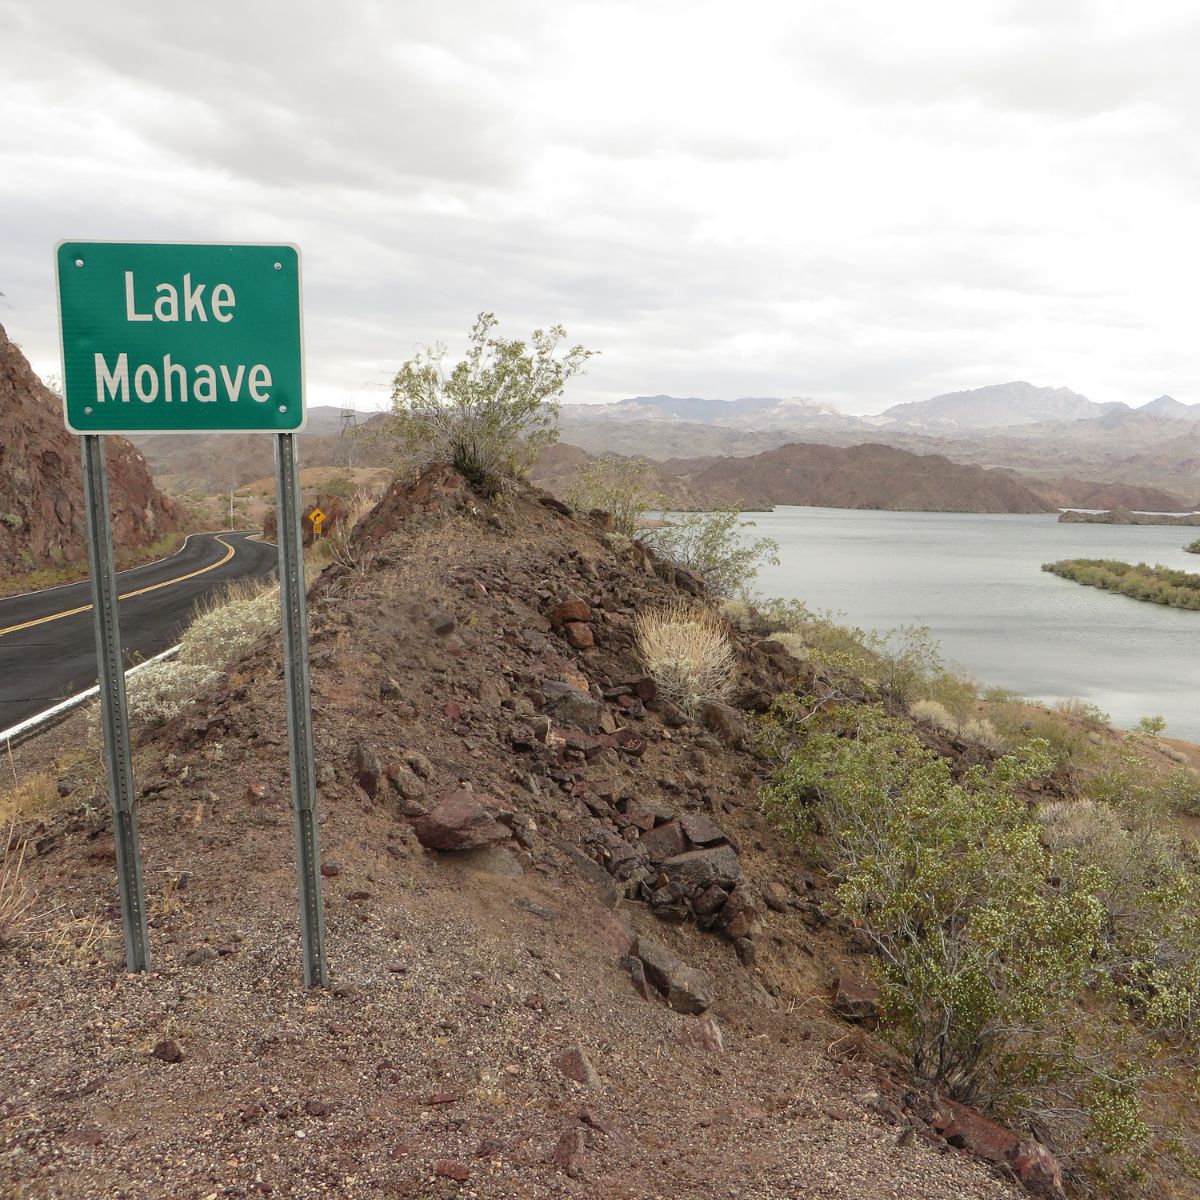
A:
565 383 1199 434
558 383 1200 495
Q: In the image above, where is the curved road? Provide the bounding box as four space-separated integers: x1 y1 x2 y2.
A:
0 531 277 731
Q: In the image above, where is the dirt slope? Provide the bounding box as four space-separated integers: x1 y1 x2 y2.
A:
1 469 1036 1200
0 323 183 573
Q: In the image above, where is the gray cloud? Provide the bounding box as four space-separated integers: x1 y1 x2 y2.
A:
2 0 1198 416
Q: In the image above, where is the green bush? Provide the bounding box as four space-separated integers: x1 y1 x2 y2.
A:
645 508 779 600
763 706 1101 1099
386 313 595 496
565 455 659 538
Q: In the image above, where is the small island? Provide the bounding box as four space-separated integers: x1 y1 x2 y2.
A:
1043 558 1200 609
1058 507 1200 526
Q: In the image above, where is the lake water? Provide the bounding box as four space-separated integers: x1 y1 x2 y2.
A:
747 507 1200 741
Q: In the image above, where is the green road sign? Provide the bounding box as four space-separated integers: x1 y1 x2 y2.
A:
56 241 305 434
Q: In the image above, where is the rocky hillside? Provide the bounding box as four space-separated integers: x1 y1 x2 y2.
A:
0 323 183 574
678 443 1055 512
0 466 1054 1200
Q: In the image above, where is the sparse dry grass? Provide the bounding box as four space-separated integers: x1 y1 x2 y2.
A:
0 764 57 827
635 602 736 714
0 825 34 949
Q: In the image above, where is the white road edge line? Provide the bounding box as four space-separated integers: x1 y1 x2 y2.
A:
1 643 182 749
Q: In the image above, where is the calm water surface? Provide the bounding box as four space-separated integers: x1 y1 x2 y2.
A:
749 507 1200 740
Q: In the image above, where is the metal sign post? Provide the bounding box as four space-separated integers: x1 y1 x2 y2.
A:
80 434 150 972
275 433 328 988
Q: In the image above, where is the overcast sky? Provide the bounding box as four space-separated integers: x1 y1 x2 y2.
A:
2 0 1198 415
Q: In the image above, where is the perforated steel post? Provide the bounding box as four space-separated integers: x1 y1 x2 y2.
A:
274 432 328 987
81 434 150 972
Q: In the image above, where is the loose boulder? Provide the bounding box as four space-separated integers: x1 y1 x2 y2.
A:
413 791 510 851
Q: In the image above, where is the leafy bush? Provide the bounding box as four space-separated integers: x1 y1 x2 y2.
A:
634 603 736 714
763 705 1104 1107
386 312 595 496
565 455 659 538
644 509 779 599
1137 714 1167 737
761 703 1155 1159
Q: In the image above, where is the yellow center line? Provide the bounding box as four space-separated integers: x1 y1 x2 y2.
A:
0 535 238 640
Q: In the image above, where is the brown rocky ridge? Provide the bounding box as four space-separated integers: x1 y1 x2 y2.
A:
0 322 183 574
2 465 1062 1199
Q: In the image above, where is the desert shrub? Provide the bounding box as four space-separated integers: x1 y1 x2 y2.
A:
644 509 779 599
983 685 1022 704
88 582 280 736
1041 798 1200 1035
178 584 279 670
989 703 1088 770
566 455 659 538
909 698 957 734
762 704 1108 1113
123 661 223 728
315 488 379 575
634 603 736 714
385 312 595 496
1137 714 1167 737
1055 698 1112 730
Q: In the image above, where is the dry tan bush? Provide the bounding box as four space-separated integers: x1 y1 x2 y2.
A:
719 599 754 631
324 488 380 574
635 603 736 714
910 698 958 734
1038 798 1127 859
960 717 1005 753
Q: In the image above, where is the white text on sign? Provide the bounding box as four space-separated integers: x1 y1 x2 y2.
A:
124 272 236 323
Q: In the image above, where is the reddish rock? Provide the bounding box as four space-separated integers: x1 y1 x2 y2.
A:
433 1160 470 1181
412 791 510 851
762 881 790 912
640 820 686 862
548 1127 586 1174
552 1045 600 1088
548 597 592 626
1011 1140 1067 1200
562 622 594 649
716 888 758 938
0 323 183 576
833 973 881 1029
632 677 657 702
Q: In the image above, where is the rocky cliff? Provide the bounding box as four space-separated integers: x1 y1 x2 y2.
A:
0 323 183 574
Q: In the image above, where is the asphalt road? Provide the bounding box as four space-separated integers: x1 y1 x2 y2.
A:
0 531 277 732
